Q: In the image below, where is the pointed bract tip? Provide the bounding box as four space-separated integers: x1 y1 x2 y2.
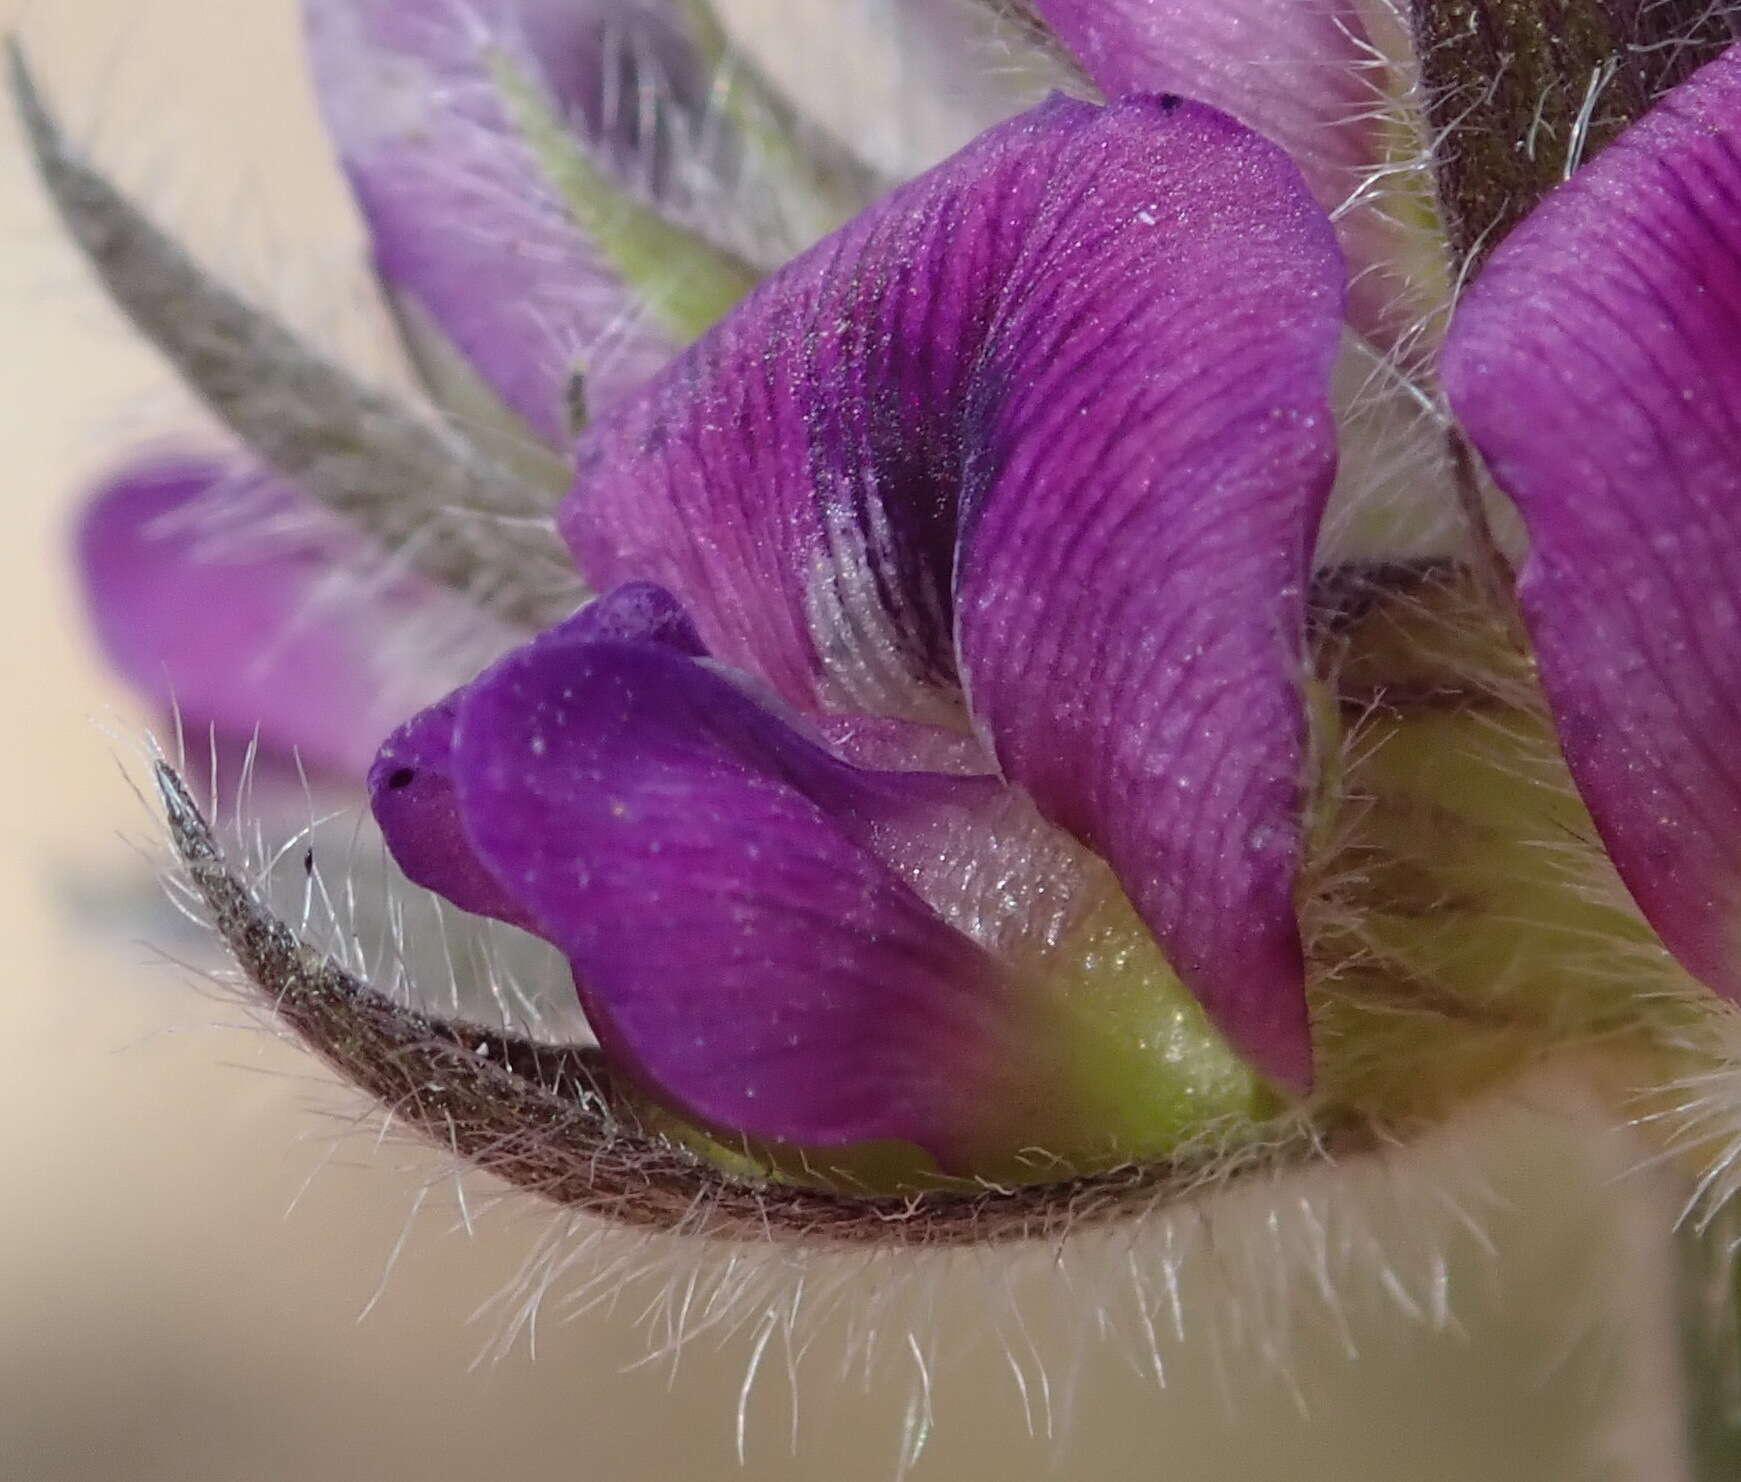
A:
7 35 59 165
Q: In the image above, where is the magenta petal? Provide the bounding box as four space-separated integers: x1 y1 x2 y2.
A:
1031 0 1393 342
77 457 483 780
956 119 1342 1091
369 582 706 927
566 95 1342 1086
1032 0 1374 183
369 694 543 931
305 0 680 444
1442 47 1741 1000
449 631 1029 1160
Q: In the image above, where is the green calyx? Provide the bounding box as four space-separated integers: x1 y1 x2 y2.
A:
1300 561 1724 1144
488 50 759 345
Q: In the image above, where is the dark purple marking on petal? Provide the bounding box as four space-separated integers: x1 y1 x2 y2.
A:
1443 46 1741 1000
304 0 681 443
566 95 1343 1087
77 457 462 780
448 631 1032 1161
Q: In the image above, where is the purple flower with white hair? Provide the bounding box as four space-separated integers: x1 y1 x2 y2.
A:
26 0 1741 1272
366 87 1346 1174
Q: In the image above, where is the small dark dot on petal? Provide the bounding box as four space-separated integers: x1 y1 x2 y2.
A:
387 767 416 790
1158 94 1182 112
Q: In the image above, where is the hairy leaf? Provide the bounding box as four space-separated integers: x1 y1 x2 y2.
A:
10 40 582 629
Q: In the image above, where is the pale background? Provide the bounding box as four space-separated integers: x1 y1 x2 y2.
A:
0 2 1679 1478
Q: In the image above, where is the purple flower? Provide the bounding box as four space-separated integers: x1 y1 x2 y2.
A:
77 456 522 786
29 3 1741 1222
307 0 761 442
367 92 1344 1170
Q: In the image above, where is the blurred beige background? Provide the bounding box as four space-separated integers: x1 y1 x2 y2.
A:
0 2 1686 1478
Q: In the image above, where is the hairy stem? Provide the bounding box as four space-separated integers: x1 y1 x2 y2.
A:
1412 0 1735 263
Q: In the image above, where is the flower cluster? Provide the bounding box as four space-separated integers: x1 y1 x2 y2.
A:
26 0 1741 1228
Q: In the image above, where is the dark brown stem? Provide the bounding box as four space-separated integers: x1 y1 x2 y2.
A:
1413 0 1735 266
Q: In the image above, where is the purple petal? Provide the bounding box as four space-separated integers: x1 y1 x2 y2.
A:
954 130 1342 1091
305 0 685 444
442 625 1033 1161
78 457 509 780
1031 0 1399 343
1442 47 1741 1000
369 693 542 929
369 581 706 922
565 96 1344 1086
547 578 708 656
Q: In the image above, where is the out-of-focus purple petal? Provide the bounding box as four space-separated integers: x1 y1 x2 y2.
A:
369 581 707 925
1031 0 1399 342
1442 47 1741 1001
304 0 683 444
78 457 508 780
566 96 1343 1087
441 625 1033 1161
